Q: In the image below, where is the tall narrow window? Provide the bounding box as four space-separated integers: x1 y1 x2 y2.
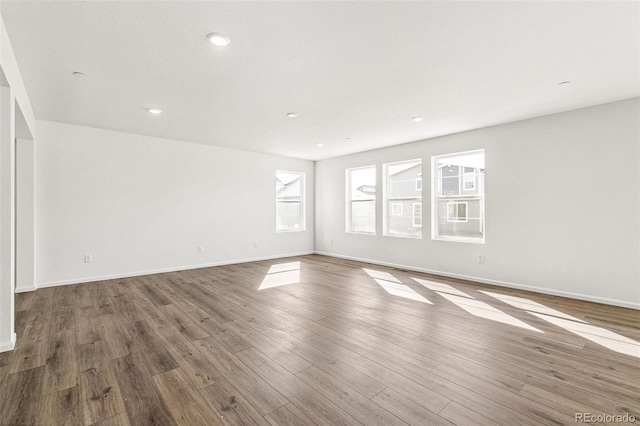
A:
276 170 305 232
432 150 484 242
384 159 422 238
346 165 376 234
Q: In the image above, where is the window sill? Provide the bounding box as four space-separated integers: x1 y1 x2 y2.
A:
432 236 485 244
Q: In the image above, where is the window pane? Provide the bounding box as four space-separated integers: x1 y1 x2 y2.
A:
351 200 375 233
432 150 484 242
458 203 467 220
463 171 476 191
441 175 460 196
276 170 305 232
447 202 457 221
347 166 376 234
384 159 422 238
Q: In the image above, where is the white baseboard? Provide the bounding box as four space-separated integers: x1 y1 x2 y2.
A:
35 251 315 289
0 333 16 353
29 249 639 311
314 251 640 311
15 285 36 293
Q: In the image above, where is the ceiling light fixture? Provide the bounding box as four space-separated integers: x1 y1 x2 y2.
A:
287 113 298 118
411 116 425 122
147 108 163 114
207 32 230 47
316 143 324 147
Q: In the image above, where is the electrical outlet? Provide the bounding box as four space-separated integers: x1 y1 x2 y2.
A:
84 254 92 263
198 246 204 253
254 241 259 248
478 255 484 263
330 239 335 245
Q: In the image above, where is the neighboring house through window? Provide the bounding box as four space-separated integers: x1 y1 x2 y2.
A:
276 170 305 232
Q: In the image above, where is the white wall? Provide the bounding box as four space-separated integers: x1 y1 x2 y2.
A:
35 121 314 287
316 98 640 309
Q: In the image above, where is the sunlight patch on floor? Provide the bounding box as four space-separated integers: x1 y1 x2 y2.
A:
529 312 640 358
481 291 586 323
412 277 473 298
438 293 542 332
362 268 402 283
259 261 301 290
363 269 432 304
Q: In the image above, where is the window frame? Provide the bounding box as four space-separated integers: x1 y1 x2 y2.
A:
383 158 423 239
432 150 485 244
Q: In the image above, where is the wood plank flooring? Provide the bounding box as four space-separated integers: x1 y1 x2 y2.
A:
1 254 639 425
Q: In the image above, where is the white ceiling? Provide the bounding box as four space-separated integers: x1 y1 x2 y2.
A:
1 1 638 161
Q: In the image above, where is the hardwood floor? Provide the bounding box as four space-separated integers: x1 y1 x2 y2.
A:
1 254 638 425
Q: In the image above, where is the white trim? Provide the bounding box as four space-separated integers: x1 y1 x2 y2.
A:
27 250 639 311
432 235 485 244
346 230 376 236
314 251 640 311
0 332 16 353
15 285 35 293
384 233 422 239
35 251 314 289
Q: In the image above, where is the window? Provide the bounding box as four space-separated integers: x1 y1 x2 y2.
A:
432 150 484 242
346 166 376 234
383 159 422 238
463 167 476 191
413 203 422 227
447 201 467 222
276 170 305 232
391 203 403 216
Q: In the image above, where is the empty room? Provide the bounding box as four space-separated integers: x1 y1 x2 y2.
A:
0 1 638 425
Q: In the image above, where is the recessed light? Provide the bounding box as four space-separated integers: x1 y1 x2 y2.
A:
207 32 230 47
558 81 571 85
411 116 424 122
345 137 351 141
316 143 324 147
287 113 298 118
147 108 163 114
72 71 87 78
